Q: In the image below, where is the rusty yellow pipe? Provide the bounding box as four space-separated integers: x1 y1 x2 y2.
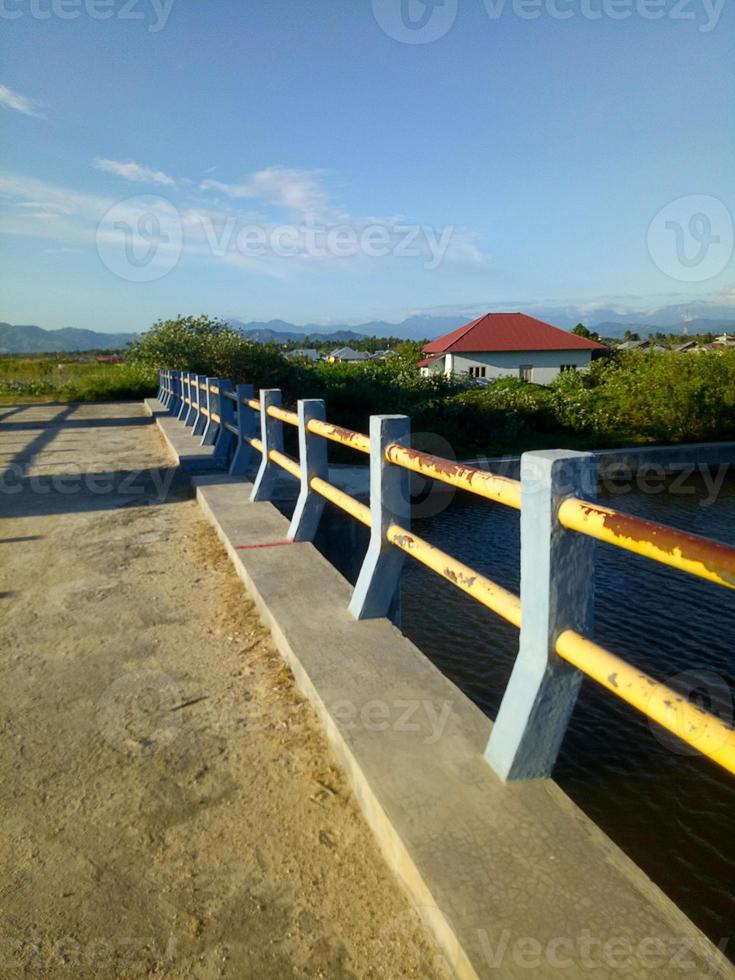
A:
267 405 299 426
307 419 371 455
248 436 263 453
386 524 522 628
556 629 735 776
268 449 301 480
559 498 735 592
385 444 522 510
245 398 260 412
309 477 372 526
208 385 219 395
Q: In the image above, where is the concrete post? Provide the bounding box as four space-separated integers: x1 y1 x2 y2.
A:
183 373 197 426
214 379 235 465
348 415 410 625
200 377 219 446
169 371 182 415
250 389 283 502
485 449 597 781
229 383 256 477
177 372 190 422
192 376 207 437
288 399 329 541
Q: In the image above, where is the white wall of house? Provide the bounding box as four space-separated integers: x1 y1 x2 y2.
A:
419 355 447 377
447 349 592 384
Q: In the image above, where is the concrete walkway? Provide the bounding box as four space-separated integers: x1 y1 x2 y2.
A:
0 402 450 979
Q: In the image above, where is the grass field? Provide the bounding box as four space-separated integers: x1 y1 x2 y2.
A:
0 356 157 405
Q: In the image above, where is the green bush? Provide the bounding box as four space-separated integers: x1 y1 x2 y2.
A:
61 363 158 402
128 314 293 388
128 316 735 456
0 359 158 403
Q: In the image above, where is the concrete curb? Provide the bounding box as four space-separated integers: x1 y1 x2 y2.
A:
144 396 224 471
148 399 733 980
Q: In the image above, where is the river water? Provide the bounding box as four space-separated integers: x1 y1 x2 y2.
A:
298 466 735 953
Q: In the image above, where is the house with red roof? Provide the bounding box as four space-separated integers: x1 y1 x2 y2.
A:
418 313 606 385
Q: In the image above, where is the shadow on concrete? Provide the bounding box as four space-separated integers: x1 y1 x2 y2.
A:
0 405 36 423
1 467 192 518
0 535 43 544
1 405 77 474
0 416 153 432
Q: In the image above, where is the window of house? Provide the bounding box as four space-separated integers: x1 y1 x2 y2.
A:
468 366 487 378
519 365 533 381
560 364 577 373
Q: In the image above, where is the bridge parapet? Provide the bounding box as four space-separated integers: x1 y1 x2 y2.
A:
157 368 735 780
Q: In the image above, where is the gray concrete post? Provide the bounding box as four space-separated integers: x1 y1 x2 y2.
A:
250 389 284 502
213 379 235 464
183 373 197 426
192 376 207 437
169 371 182 415
288 399 329 541
200 377 219 446
229 383 256 476
348 415 411 625
485 449 597 781
177 372 190 421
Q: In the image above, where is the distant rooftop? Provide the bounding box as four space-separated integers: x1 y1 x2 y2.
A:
423 313 606 354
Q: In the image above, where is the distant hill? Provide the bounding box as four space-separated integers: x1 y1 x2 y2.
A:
229 307 735 342
227 315 466 343
4 306 735 354
593 318 735 339
228 319 370 343
0 323 137 354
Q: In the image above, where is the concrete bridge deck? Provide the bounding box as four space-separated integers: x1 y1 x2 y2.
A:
2 399 733 978
0 401 450 978
148 396 734 980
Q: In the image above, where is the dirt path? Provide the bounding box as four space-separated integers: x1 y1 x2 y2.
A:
0 402 451 979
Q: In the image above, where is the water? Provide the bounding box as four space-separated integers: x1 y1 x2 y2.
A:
304 472 735 952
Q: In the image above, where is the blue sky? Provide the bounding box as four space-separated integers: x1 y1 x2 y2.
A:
1 0 733 332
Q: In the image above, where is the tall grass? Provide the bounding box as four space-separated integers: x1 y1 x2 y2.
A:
0 358 157 404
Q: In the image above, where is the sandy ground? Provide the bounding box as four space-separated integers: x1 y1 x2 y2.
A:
0 402 451 980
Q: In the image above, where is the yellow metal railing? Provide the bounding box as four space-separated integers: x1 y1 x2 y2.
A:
222 385 735 777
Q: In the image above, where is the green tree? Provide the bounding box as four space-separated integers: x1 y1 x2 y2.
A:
572 323 592 339
127 314 293 388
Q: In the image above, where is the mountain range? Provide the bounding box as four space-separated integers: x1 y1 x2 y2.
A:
0 323 137 354
2 301 735 353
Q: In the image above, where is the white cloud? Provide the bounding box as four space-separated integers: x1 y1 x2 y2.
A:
0 84 45 119
0 169 493 281
93 157 175 187
201 166 333 222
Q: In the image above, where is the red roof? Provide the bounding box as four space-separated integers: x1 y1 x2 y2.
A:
417 354 442 368
423 313 606 354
